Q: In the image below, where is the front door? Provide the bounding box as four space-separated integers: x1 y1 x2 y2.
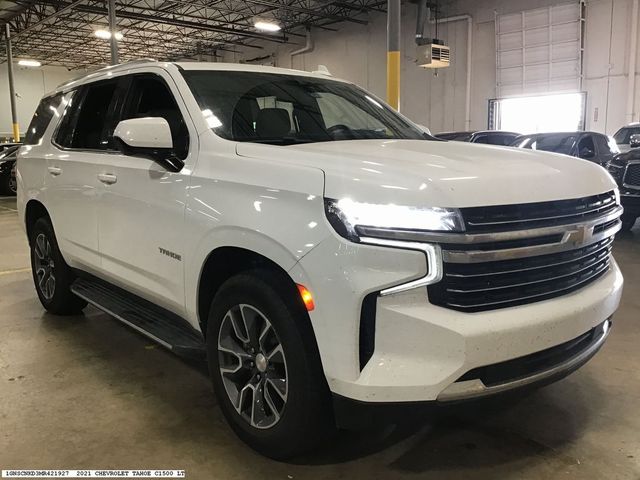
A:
96 70 196 315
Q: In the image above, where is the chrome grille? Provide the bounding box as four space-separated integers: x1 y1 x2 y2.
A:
429 237 613 312
459 191 617 233
623 163 640 188
427 191 621 312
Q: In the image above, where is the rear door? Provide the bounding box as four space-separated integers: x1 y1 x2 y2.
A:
96 70 196 315
47 80 121 270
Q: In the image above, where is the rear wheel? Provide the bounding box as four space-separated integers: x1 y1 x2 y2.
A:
0 170 15 196
206 270 334 459
8 168 16 195
621 215 637 232
29 217 87 314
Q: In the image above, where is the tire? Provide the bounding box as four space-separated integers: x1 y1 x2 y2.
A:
0 170 14 196
621 215 637 233
8 168 17 195
206 269 334 459
29 217 87 315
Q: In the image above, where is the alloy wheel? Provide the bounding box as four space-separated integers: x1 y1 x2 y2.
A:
217 304 288 429
34 233 56 301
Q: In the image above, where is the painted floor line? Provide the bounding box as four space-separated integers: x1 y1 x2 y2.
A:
0 267 31 276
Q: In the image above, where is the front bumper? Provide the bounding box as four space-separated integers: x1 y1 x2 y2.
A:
332 319 610 428
343 261 621 403
436 318 610 401
291 234 623 403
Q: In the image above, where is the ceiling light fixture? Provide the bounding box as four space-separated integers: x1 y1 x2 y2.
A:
254 20 281 32
18 59 41 67
94 29 123 40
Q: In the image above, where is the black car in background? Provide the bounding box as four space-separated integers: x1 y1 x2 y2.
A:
511 131 619 166
436 130 521 146
0 144 20 196
607 150 640 232
0 142 20 152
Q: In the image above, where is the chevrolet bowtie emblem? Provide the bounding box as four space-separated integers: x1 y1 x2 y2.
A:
574 225 593 244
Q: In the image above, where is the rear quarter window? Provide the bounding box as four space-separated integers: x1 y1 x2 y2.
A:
24 93 63 145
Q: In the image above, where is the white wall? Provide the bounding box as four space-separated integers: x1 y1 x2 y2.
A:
0 64 77 139
583 0 637 134
222 0 640 135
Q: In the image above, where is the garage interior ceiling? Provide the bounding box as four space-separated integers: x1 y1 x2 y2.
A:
0 0 386 69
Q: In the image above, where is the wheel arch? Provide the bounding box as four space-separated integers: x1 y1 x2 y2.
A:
197 246 309 338
24 199 50 244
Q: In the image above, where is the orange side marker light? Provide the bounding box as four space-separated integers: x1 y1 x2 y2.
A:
296 284 315 311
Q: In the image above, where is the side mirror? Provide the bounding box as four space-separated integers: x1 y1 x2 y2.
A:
113 117 184 172
630 133 640 148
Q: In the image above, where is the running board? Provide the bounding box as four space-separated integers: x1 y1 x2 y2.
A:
71 276 206 360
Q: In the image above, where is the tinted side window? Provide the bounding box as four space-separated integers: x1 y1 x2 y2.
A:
496 134 519 146
477 134 519 146
56 81 119 150
577 135 595 156
594 134 611 154
24 93 62 145
54 91 78 147
121 75 189 160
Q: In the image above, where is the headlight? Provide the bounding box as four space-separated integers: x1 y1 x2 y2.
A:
325 198 464 242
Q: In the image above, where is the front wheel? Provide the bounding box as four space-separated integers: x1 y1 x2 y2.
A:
29 217 87 314
207 270 334 459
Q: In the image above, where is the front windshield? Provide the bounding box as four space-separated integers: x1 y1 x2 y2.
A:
614 127 640 144
518 134 577 155
182 70 427 145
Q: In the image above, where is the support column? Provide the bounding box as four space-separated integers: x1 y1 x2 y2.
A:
386 0 401 111
108 0 119 65
5 24 19 142
627 0 639 123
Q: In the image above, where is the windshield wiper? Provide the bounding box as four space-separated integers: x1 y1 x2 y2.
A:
248 137 323 146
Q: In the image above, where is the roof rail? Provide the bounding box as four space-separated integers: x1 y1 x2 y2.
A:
56 58 163 91
119 57 158 66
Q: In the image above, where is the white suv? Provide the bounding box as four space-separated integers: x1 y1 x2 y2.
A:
17 60 623 458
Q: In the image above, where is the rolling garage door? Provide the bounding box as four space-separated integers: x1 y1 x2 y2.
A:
496 2 584 97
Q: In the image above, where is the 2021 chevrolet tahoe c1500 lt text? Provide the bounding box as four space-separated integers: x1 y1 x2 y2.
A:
17 61 624 459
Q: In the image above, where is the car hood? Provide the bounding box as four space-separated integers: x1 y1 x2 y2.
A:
236 139 617 208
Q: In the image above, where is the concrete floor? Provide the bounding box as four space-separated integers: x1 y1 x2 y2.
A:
0 195 639 480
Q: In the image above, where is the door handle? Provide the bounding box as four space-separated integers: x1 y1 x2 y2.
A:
97 173 117 185
47 166 62 176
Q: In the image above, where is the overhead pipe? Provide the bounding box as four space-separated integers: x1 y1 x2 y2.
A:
5 24 19 142
387 0 401 110
290 27 313 69
415 0 427 43
428 11 472 130
627 0 639 123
